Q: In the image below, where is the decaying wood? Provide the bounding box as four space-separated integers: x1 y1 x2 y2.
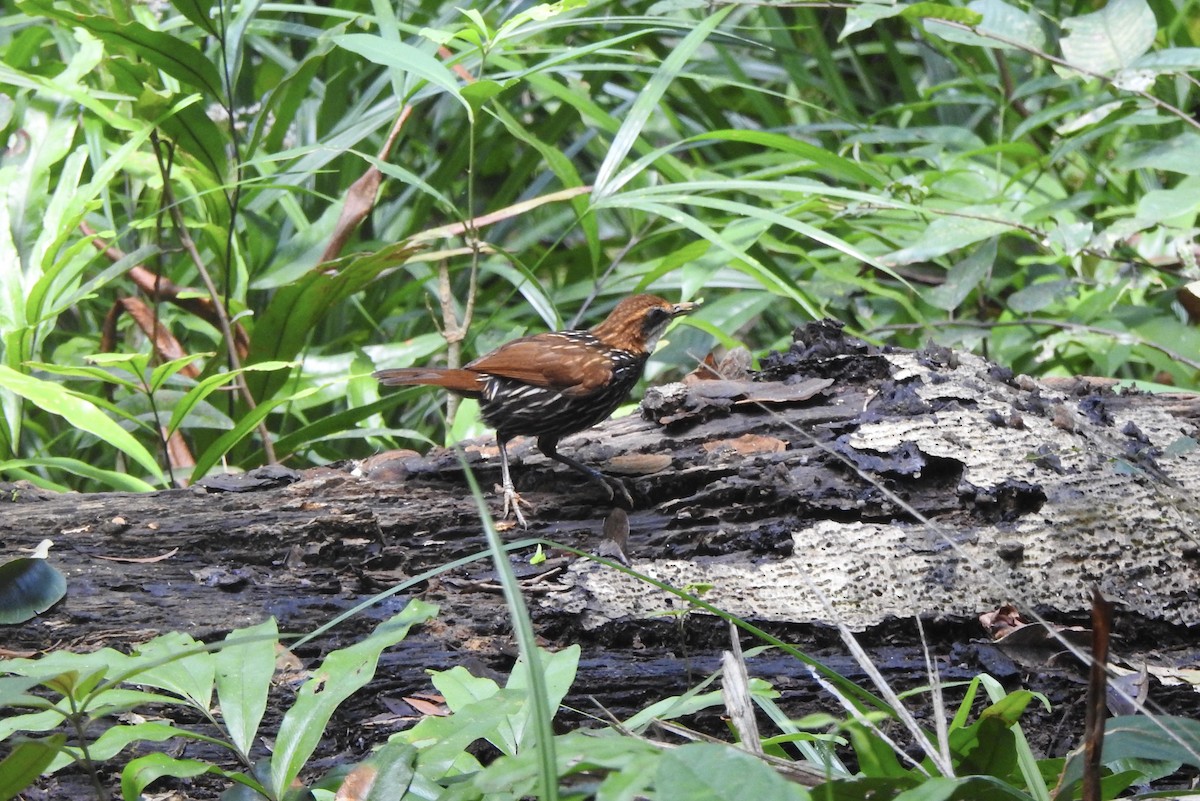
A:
3 322 1199 796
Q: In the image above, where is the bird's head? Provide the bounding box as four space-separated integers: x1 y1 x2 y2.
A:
590 294 697 354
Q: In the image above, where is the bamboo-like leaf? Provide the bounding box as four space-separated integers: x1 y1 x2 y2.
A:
592 6 732 200
244 242 422 403
0 366 164 484
21 1 224 97
334 33 471 116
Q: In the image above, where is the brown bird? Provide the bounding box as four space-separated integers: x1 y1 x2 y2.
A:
374 294 696 526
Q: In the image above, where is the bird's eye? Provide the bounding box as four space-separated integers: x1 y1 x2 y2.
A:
643 307 670 330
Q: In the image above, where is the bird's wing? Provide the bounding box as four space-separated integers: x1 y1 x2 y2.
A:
466 333 613 396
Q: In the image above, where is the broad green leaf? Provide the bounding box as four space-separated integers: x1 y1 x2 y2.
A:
268 599 437 795
927 238 996 311
0 555 66 624
353 741 419 801
0 366 164 484
505 645 580 750
1113 133 1200 175
140 90 229 179
1135 178 1200 224
1060 0 1157 74
461 78 518 113
885 211 1018 265
655 742 812 800
1128 47 1200 72
926 0 1045 51
130 632 214 708
46 720 228 772
1007 279 1072 313
214 619 279 758
121 754 217 801
0 735 66 800
842 3 906 39
169 0 218 36
432 666 500 712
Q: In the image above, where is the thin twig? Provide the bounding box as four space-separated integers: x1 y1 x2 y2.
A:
150 132 277 466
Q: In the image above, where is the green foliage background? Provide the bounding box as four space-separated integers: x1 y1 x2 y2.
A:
1 0 1198 491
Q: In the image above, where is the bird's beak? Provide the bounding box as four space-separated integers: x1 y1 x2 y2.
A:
671 301 698 318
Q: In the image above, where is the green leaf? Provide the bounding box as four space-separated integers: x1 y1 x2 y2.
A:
333 34 470 117
349 741 419 801
655 742 812 800
1103 714 1200 770
268 599 437 795
121 754 216 801
432 666 500 713
130 632 214 708
461 78 518 113
0 735 67 799
1060 0 1157 74
694 130 880 186
927 238 996 311
245 242 421 403
900 3 983 25
593 5 733 199
141 90 229 179
169 0 218 36
1135 178 1200 224
0 366 165 484
1113 133 1200 175
0 555 66 624
214 619 278 758
21 2 224 97
1007 279 1072 313
149 353 212 394
166 361 294 438
506 645 580 750
189 385 316 481
926 0 1045 51
885 211 1018 265
1128 47 1200 72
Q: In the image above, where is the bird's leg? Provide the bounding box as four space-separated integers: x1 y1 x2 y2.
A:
496 436 529 527
536 436 633 509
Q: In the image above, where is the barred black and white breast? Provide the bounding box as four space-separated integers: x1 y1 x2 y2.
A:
478 331 648 439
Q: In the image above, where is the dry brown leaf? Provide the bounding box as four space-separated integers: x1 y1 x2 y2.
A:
702 434 786 456
403 695 450 717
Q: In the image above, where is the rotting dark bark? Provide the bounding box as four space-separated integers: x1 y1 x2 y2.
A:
3 322 1199 799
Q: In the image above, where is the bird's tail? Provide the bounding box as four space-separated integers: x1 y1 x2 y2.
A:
373 367 483 397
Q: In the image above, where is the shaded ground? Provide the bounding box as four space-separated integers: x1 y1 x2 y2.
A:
4 324 1199 799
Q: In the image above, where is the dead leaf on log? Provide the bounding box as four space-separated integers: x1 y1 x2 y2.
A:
702 434 787 456
980 604 1028 639
604 453 673 475
402 695 449 717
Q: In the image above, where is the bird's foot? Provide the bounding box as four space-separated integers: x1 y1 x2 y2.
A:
499 483 532 528
599 474 634 510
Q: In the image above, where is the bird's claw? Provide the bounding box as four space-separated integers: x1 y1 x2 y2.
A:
600 475 634 510
499 483 531 528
